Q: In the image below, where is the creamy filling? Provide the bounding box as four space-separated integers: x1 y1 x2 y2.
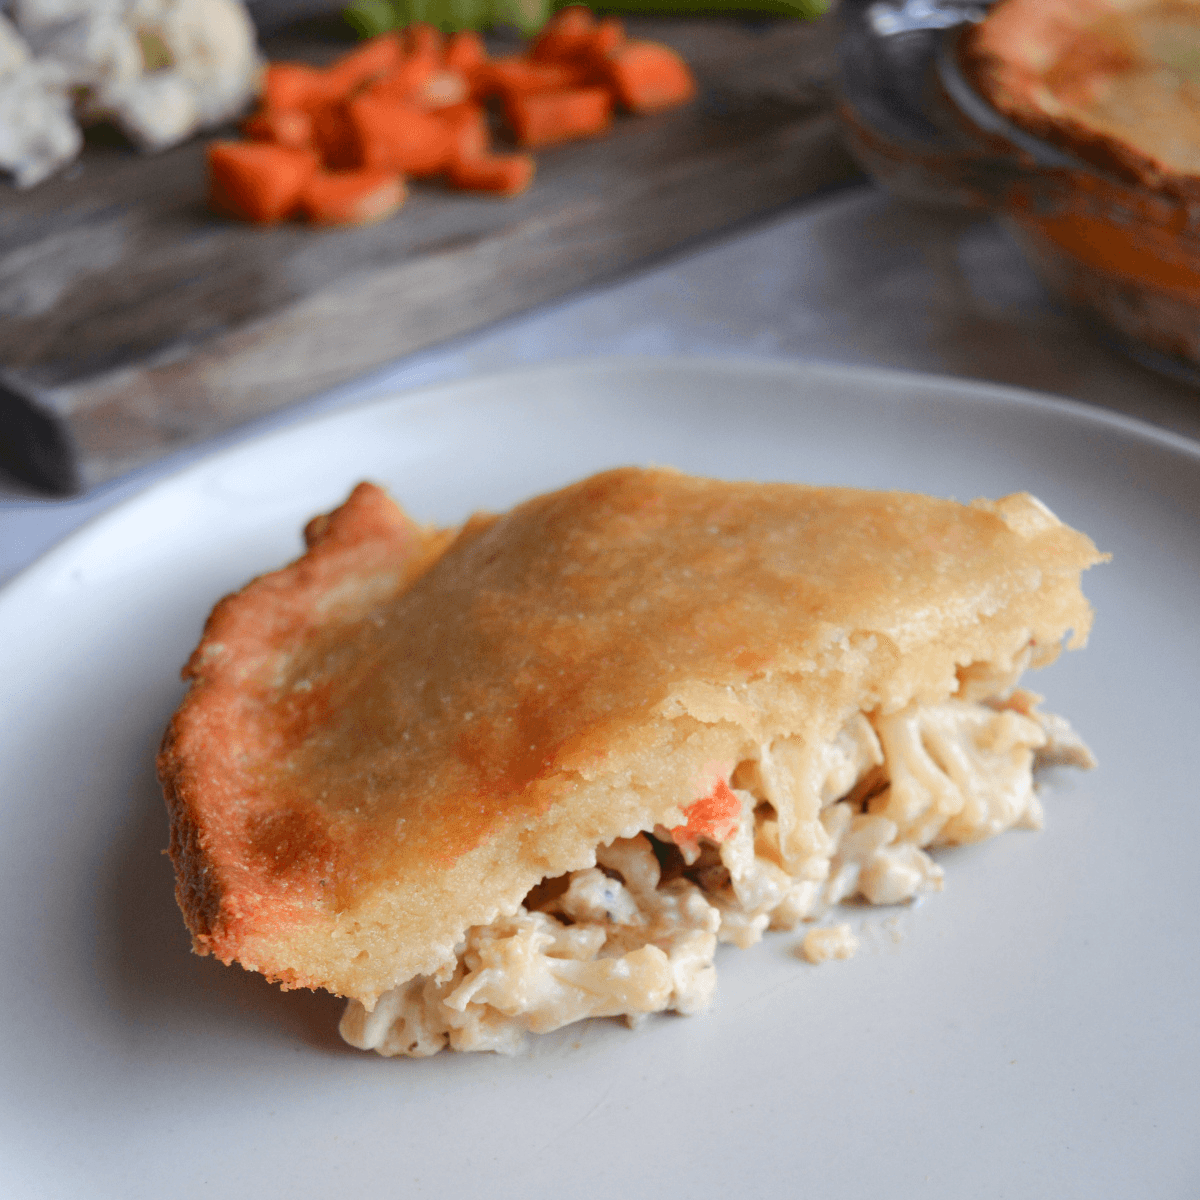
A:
340 694 1083 1057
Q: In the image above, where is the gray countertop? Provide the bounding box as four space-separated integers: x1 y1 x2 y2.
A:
2 181 1197 586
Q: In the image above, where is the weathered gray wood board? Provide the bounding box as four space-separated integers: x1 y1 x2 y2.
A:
0 17 859 493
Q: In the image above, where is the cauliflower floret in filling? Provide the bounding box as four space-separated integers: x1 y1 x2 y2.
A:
341 694 1084 1057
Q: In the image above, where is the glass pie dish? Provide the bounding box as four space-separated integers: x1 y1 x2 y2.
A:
836 0 1200 382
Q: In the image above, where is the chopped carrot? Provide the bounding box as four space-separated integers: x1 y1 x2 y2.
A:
602 41 696 113
261 62 334 112
475 57 592 101
506 86 612 148
445 30 487 74
448 152 535 196
367 55 437 104
544 5 596 33
323 32 404 96
415 68 470 110
530 5 596 61
242 108 313 150
299 169 406 225
348 93 451 176
403 22 444 66
218 15 696 225
589 17 625 58
531 11 624 66
439 103 490 166
207 142 319 223
671 779 741 847
309 102 360 169
534 21 625 74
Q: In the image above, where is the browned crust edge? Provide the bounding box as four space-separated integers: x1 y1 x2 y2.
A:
959 0 1200 203
157 482 453 985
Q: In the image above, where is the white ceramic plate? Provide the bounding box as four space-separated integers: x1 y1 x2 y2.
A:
2 359 1197 1199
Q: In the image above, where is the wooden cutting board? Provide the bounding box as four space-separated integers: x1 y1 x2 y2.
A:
0 16 859 493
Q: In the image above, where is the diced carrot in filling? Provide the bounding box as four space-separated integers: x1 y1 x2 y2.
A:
448 152 535 196
242 108 313 150
348 94 451 175
602 41 696 113
671 779 741 846
207 142 319 223
506 86 612 148
299 169 406 225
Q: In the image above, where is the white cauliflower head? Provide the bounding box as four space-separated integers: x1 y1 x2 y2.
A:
8 0 260 154
0 13 81 187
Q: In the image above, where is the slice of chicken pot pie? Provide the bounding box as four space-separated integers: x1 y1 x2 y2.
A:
159 468 1106 1057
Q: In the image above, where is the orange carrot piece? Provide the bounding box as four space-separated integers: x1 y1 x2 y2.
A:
448 152 535 196
475 57 592 101
242 108 313 149
439 102 489 166
403 22 444 66
533 20 624 75
544 5 595 33
323 32 404 96
368 56 438 104
348 93 452 176
670 779 741 846
415 68 470 110
590 16 625 57
309 101 360 169
299 168 406 225
506 86 612 148
207 141 318 223
260 62 333 112
602 41 696 113
445 30 487 74
530 5 595 61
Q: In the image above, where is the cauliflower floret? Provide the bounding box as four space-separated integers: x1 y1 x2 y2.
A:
7 0 260 163
141 0 260 124
0 20 80 188
15 0 143 93
0 13 33 75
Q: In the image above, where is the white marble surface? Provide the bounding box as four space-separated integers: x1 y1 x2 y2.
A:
2 182 1197 586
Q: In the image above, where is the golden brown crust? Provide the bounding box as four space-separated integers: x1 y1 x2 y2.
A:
159 469 1105 1004
961 0 1200 198
159 483 454 984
